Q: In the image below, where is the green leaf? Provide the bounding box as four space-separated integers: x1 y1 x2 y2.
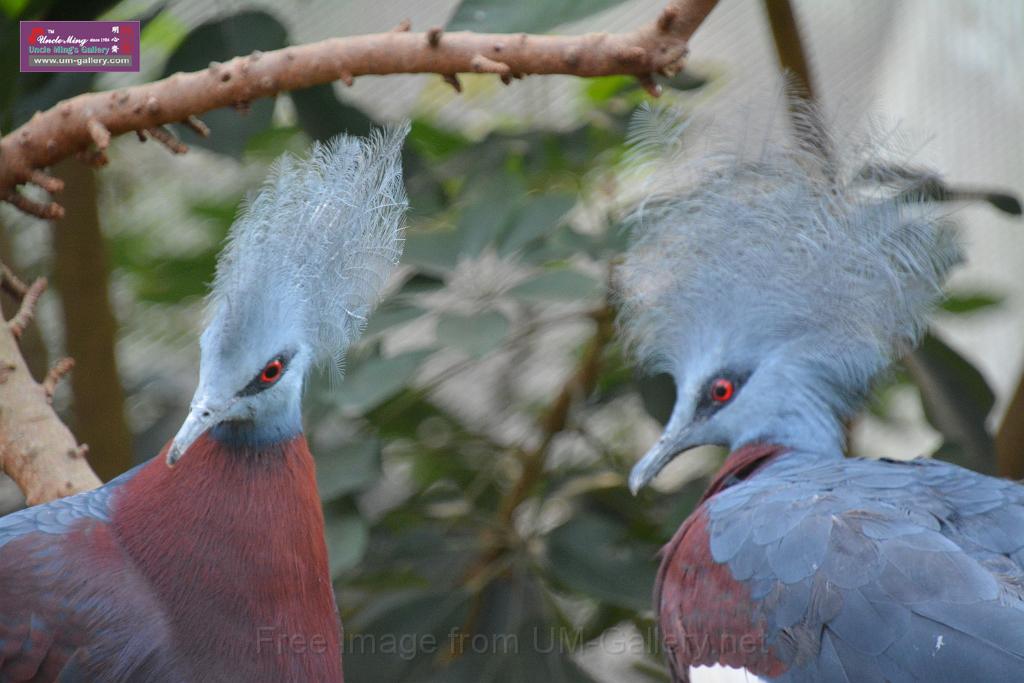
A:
139 9 189 52
583 70 707 106
436 311 509 357
456 196 516 258
162 10 288 157
637 372 676 426
658 69 708 92
438 616 601 682
323 511 369 576
403 230 462 275
546 512 655 611
291 82 373 141
362 304 426 337
905 333 996 473
314 437 381 501
940 292 1003 315
188 195 243 226
0 0 29 18
447 0 628 33
584 76 636 104
508 269 602 302
344 590 470 682
522 223 613 264
398 272 446 296
336 349 434 414
456 173 525 257
499 193 575 256
407 120 471 160
243 125 310 160
133 253 219 302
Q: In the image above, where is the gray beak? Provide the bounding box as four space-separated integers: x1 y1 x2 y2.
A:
167 402 221 466
628 404 695 494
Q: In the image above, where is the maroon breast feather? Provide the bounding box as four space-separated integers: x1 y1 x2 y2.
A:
654 443 787 682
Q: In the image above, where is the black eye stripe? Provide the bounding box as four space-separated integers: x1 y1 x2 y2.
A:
237 350 295 397
693 369 751 420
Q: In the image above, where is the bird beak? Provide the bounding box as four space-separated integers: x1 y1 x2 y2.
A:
167 402 222 467
628 403 696 495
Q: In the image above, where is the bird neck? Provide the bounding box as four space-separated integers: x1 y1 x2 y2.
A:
731 367 848 459
211 402 303 450
111 432 342 681
734 406 845 458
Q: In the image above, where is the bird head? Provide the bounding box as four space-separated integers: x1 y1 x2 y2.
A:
620 105 961 493
168 126 409 465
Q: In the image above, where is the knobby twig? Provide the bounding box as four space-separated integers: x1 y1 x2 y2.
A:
0 262 100 505
42 357 75 402
7 276 46 339
0 263 28 299
0 0 719 219
496 307 614 526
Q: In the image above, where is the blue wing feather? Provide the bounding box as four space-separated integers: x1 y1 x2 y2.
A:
0 464 140 550
0 464 173 681
706 453 1024 682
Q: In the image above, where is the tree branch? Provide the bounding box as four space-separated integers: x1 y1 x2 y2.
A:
762 0 834 168
996 371 1024 479
0 0 718 219
0 263 100 505
51 158 135 482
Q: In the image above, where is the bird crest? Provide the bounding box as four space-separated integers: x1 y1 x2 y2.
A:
616 101 961 416
204 124 409 374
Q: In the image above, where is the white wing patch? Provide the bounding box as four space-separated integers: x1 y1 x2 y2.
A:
690 664 767 683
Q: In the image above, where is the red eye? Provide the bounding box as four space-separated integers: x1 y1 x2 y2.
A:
710 378 734 403
260 359 284 384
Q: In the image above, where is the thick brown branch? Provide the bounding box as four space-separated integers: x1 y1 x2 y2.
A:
0 0 718 217
0 264 100 504
997 372 1024 479
763 0 817 100
52 158 135 484
763 0 833 166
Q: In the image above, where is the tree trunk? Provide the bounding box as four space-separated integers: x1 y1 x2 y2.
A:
52 158 133 481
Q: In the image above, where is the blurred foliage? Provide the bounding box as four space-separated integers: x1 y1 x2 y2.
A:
2 0 1016 680
321 75 683 679
447 0 628 33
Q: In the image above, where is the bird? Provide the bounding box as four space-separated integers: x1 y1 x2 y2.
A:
618 105 1024 683
0 125 409 682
